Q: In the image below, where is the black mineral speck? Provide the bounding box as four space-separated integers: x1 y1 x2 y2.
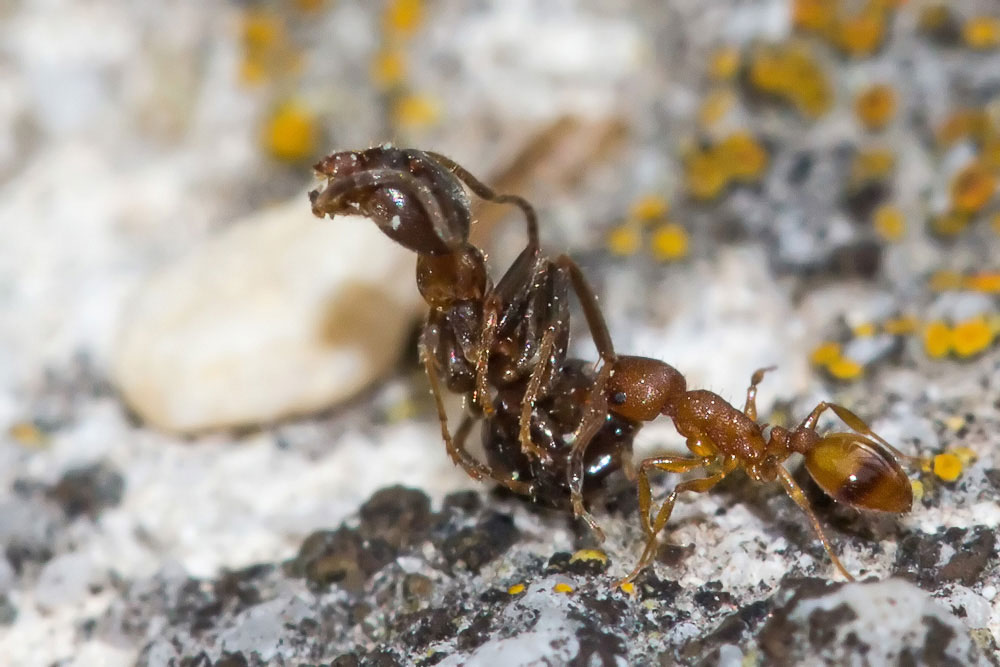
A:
441 511 519 573
396 606 455 649
456 611 492 651
402 573 434 603
938 526 996 586
693 586 735 612
921 615 962 667
982 468 1000 493
895 526 997 588
331 654 360 667
214 652 249 667
808 603 856 649
546 550 609 576
359 485 432 549
442 490 481 514
637 573 681 604
47 460 124 517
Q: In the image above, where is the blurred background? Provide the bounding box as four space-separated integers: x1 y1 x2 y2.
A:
1 0 1000 663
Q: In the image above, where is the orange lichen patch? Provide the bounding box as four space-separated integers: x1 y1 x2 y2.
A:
918 4 959 42
928 270 964 291
630 195 669 223
929 210 970 237
507 583 526 595
747 43 833 118
553 582 574 594
834 5 889 58
392 93 440 128
950 162 997 214
855 84 897 131
873 204 905 241
293 0 327 11
709 46 741 81
606 223 641 257
826 356 865 381
963 16 1000 50
964 272 1000 293
371 49 407 88
263 101 319 162
650 223 690 262
932 453 963 482
8 421 46 447
242 9 284 50
981 139 1000 170
383 0 424 37
850 148 895 189
935 108 990 148
852 322 877 338
619 581 637 595
951 316 994 357
792 0 836 33
810 341 842 366
922 320 952 358
685 150 729 200
239 58 268 86
698 88 736 128
883 315 919 335
718 131 769 181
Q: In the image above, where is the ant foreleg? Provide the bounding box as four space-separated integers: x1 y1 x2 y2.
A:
519 326 558 462
798 402 930 472
618 456 735 586
472 296 501 417
776 466 856 581
743 366 776 421
568 362 613 542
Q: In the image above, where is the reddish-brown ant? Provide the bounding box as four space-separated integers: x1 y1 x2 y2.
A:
602 360 932 583
309 145 942 580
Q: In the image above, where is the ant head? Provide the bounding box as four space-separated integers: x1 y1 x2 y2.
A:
310 146 470 255
605 356 686 422
803 432 912 513
416 246 489 308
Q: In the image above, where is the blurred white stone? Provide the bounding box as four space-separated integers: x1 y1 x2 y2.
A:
112 195 421 433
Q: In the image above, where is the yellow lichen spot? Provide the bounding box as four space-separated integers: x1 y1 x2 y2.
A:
910 479 924 503
852 322 877 338
835 7 888 58
630 195 669 223
747 43 832 118
981 139 1000 170
810 341 842 366
507 583 525 595
293 0 327 11
851 148 895 185
827 356 864 381
371 49 407 88
718 131 769 182
263 101 319 162
935 108 989 148
709 46 741 81
606 224 641 257
963 16 1000 51
553 582 574 594
8 421 46 447
792 0 836 33
385 398 417 423
392 94 440 129
952 446 978 466
929 210 970 237
944 415 966 432
883 315 919 336
950 162 997 214
686 150 729 200
932 453 963 482
964 272 1000 293
951 316 994 358
873 204 906 241
922 320 953 358
383 0 424 37
619 581 636 595
928 270 963 291
239 57 268 86
855 84 897 131
570 549 608 565
650 223 690 262
698 88 736 128
242 10 283 50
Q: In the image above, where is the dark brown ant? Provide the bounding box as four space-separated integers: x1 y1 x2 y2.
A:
309 145 632 535
601 360 932 583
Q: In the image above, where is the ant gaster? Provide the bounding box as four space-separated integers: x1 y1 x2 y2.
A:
310 145 935 580
309 145 633 536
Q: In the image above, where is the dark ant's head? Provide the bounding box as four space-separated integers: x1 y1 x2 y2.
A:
310 146 471 255
802 432 912 513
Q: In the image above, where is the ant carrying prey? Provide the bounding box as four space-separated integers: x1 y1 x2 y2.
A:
309 145 944 580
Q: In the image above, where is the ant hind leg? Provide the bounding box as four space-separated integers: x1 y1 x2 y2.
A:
776 466 856 581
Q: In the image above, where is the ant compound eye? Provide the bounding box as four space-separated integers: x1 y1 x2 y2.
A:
310 147 471 255
805 433 912 513
611 391 627 405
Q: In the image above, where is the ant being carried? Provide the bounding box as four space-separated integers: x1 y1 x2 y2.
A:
310 145 940 581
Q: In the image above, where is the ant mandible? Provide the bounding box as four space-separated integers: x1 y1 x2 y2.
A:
309 145 632 536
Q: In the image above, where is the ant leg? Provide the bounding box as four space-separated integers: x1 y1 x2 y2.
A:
472 296 501 417
453 413 533 496
743 366 776 421
799 402 930 471
776 466 856 581
519 325 558 462
567 361 614 542
618 456 736 586
555 255 616 360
